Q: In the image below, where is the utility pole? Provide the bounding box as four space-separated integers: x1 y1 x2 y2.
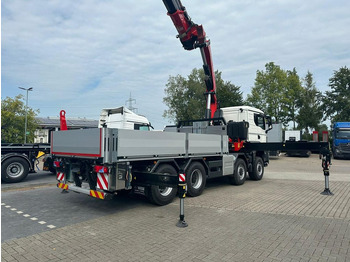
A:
18 87 33 144
125 92 137 113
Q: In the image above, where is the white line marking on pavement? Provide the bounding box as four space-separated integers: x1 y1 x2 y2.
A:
3 202 57 229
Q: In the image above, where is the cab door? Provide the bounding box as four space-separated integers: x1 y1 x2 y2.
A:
247 112 267 142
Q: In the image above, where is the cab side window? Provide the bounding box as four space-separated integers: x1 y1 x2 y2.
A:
134 124 150 131
254 114 265 130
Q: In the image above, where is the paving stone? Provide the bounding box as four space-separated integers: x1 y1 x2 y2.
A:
2 179 350 261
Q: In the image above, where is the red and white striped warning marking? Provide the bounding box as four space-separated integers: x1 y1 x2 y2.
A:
179 173 186 182
56 172 64 181
97 173 109 190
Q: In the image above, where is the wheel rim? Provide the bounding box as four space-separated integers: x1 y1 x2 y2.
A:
6 163 24 178
155 168 175 197
190 169 203 189
158 186 172 197
256 162 263 177
237 164 245 180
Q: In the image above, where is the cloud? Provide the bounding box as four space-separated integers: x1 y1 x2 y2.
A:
2 0 350 129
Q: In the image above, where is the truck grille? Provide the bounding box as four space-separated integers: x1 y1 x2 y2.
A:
339 143 350 153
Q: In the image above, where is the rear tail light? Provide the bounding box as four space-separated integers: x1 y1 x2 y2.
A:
54 161 62 167
94 165 109 174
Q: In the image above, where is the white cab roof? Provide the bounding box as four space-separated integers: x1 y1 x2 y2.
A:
98 106 150 128
221 106 264 114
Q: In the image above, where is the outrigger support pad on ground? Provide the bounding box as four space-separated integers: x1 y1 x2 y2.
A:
320 148 334 196
61 189 69 193
177 170 188 228
321 188 334 196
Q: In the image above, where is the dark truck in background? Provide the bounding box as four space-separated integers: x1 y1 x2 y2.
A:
332 122 350 159
1 143 51 183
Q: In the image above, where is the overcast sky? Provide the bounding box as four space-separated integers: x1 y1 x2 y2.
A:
2 0 349 129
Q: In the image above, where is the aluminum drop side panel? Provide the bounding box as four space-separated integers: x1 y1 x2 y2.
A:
51 128 103 157
116 130 186 157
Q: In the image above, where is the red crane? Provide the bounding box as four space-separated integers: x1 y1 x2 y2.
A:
162 0 218 119
60 110 68 131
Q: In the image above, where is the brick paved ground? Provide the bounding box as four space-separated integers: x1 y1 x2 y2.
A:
2 177 350 262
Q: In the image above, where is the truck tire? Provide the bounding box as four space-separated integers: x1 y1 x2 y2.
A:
1 157 30 183
249 156 264 181
304 151 311 157
146 164 177 206
186 162 206 197
229 158 247 185
332 149 339 159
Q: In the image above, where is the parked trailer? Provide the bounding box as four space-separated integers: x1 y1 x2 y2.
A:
1 143 51 183
267 123 283 156
284 130 311 157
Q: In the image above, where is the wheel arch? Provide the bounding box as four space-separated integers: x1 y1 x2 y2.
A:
236 154 249 167
184 158 208 177
150 159 180 174
150 158 209 178
1 153 33 171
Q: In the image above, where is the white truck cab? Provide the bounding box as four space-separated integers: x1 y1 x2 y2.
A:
221 106 270 142
98 106 151 130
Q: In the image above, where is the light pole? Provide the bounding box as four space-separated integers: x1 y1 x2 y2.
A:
18 87 33 144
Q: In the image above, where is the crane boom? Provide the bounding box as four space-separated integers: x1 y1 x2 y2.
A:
162 0 217 119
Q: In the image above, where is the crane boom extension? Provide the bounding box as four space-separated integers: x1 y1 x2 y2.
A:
162 0 217 119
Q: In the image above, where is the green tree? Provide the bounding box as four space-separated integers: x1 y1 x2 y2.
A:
296 71 323 134
215 71 244 108
1 95 39 143
284 68 303 129
322 66 350 122
246 62 289 125
163 68 243 122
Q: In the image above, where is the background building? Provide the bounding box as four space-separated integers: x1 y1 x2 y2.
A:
34 117 98 143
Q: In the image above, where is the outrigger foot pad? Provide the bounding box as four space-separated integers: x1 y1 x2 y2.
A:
321 189 334 196
176 220 188 228
61 189 69 193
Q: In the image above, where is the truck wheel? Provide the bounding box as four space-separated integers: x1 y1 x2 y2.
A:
229 158 247 185
1 157 30 183
146 164 177 206
249 157 264 181
186 162 206 197
332 149 339 159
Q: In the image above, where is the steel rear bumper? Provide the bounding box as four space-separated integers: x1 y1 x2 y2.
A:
57 183 112 200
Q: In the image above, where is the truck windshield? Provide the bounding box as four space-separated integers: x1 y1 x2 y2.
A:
335 129 350 139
